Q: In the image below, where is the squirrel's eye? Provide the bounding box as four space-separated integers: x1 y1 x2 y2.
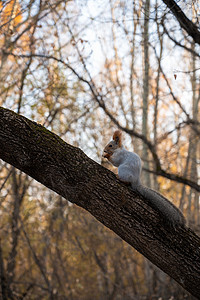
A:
109 145 112 147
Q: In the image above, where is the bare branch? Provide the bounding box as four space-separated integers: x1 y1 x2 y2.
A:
162 0 200 45
4 52 199 191
162 21 200 58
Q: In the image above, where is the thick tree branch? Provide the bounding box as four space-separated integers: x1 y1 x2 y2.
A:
162 0 200 45
0 107 200 298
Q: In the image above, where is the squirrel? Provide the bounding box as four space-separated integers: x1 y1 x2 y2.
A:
103 130 186 227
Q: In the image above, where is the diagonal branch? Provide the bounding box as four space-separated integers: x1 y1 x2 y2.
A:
161 21 200 58
162 0 200 45
0 107 200 298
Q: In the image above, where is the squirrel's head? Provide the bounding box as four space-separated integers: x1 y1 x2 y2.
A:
103 130 123 159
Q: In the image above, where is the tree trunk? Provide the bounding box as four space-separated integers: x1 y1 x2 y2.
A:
0 107 200 298
142 0 151 187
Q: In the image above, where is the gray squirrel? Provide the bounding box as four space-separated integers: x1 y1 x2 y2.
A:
103 130 186 227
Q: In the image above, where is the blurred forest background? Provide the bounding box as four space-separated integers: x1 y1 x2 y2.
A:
0 0 199 299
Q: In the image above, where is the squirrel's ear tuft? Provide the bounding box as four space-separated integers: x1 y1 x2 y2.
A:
113 130 122 147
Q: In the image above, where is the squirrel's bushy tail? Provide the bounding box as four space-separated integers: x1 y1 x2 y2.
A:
134 184 186 227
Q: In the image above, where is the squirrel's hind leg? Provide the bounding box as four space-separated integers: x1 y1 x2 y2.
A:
118 165 139 186
116 174 131 186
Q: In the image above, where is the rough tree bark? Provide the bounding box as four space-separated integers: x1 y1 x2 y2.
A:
0 107 200 298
